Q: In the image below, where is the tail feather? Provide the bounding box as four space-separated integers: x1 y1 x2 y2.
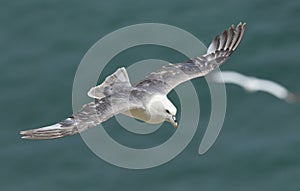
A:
87 67 131 100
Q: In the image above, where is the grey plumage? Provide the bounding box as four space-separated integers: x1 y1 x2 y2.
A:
136 23 246 94
20 89 144 140
20 22 246 140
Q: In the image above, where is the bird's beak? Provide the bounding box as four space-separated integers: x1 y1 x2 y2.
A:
172 115 178 128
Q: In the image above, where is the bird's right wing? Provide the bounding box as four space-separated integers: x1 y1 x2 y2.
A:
20 93 144 140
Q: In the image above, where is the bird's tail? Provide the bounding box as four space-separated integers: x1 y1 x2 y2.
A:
87 67 131 100
20 102 101 140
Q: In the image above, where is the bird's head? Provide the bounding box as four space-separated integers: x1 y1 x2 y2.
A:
148 95 178 128
164 107 178 128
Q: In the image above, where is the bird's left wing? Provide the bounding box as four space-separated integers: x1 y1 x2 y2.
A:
135 22 246 94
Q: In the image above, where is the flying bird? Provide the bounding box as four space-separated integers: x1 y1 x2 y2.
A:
20 22 246 140
211 71 300 104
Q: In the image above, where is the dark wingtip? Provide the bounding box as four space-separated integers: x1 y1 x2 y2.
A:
207 22 246 56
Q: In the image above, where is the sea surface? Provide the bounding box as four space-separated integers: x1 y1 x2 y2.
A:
1 0 300 190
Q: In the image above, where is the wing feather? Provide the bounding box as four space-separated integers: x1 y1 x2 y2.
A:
135 23 246 94
20 92 144 140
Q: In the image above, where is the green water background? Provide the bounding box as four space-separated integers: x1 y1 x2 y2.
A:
1 0 300 190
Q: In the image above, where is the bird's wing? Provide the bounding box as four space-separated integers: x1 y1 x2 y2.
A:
20 89 144 140
134 22 246 94
251 78 289 99
250 78 300 104
211 71 250 88
212 70 300 105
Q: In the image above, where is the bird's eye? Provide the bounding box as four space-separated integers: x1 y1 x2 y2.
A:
165 109 170 114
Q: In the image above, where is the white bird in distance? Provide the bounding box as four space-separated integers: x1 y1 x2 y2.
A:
20 23 246 140
211 71 300 104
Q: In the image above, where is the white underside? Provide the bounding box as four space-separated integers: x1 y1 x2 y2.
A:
122 108 165 124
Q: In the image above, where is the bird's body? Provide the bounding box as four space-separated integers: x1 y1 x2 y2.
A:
20 22 246 140
122 94 176 124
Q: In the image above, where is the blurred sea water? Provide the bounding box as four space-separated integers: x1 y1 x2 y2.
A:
1 0 300 190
